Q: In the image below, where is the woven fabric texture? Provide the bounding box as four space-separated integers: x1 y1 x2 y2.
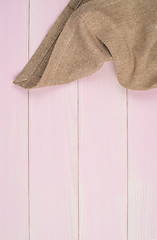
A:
13 0 157 90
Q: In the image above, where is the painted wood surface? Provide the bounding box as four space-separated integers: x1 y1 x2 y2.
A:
0 0 29 239
79 63 127 240
0 0 157 239
29 1 78 239
128 90 157 240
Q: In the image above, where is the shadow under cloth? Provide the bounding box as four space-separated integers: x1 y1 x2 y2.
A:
13 0 157 91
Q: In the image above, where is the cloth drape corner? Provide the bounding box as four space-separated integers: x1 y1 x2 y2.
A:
13 0 157 91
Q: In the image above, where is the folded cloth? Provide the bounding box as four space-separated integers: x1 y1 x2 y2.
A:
13 0 157 90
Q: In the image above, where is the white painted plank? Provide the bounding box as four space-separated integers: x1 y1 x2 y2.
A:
128 89 157 240
79 62 128 240
29 0 78 239
0 0 29 239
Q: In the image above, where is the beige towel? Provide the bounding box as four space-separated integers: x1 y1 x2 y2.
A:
13 0 157 90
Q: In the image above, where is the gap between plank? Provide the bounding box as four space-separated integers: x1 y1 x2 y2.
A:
77 79 80 240
27 0 31 239
126 88 129 240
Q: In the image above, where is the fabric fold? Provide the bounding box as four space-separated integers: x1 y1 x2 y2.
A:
13 0 157 91
13 0 91 88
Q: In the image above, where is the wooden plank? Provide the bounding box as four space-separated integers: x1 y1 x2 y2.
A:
128 89 157 240
29 0 78 239
79 62 127 239
0 0 29 239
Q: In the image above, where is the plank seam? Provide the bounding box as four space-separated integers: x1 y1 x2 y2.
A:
77 79 80 240
28 0 31 239
126 88 129 240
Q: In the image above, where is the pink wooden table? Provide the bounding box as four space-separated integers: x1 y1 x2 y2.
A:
1 0 157 239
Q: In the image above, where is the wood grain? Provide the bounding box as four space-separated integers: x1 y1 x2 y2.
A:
128 89 157 240
78 62 128 240
1 0 157 239
29 0 78 239
0 0 29 239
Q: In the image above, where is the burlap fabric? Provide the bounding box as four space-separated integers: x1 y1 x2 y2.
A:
13 0 157 90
